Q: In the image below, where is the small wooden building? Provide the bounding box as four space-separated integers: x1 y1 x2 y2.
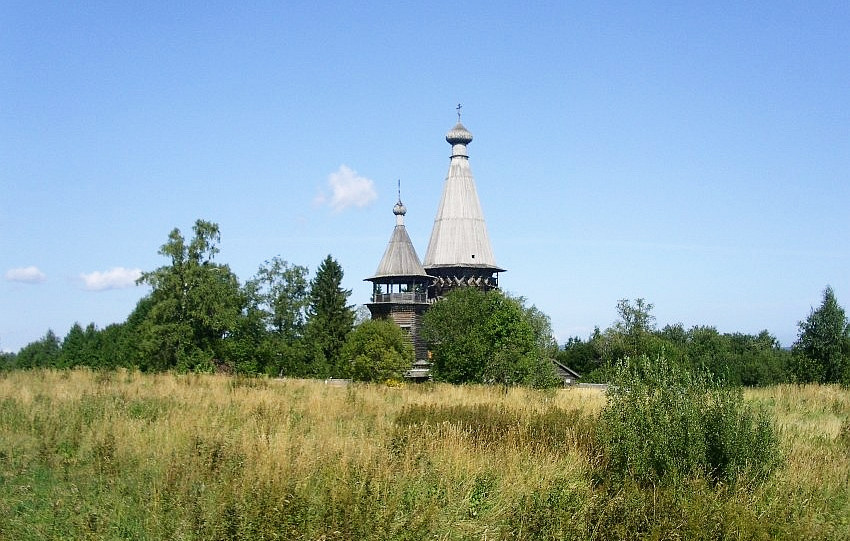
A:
552 360 581 386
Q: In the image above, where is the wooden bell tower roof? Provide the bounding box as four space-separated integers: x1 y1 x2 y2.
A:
366 197 430 282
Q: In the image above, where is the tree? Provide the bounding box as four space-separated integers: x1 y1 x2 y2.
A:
136 219 245 372
59 323 85 368
341 319 413 382
570 299 790 386
56 322 103 369
96 322 132 369
236 257 311 376
584 298 667 377
14 330 61 369
421 288 559 387
734 331 790 386
612 298 657 358
0 350 15 371
114 295 156 369
685 326 732 378
248 257 310 342
792 286 850 384
520 298 559 357
303 255 354 378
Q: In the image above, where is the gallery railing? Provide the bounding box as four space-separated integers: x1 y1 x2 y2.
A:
371 292 427 303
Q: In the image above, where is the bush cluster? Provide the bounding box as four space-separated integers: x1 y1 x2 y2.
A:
595 355 781 487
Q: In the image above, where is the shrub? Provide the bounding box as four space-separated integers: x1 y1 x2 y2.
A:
595 355 781 487
341 319 413 382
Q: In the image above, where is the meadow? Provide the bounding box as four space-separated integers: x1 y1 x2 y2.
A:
1 369 848 540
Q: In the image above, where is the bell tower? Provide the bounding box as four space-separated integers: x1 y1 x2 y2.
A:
365 195 432 366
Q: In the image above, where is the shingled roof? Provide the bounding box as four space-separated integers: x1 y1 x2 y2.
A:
423 121 505 272
366 200 430 281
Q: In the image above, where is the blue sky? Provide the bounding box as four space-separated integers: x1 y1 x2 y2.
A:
2 1 849 352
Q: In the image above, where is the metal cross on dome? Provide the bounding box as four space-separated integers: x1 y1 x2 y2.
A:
456 103 462 122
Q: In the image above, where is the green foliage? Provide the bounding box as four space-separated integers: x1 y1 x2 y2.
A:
792 286 850 385
234 257 312 376
596 355 781 487
136 220 246 372
341 319 413 382
14 329 61 369
58 323 104 369
246 257 310 342
592 299 673 369
303 255 354 378
7 223 365 378
3 224 797 391
613 298 657 357
555 332 603 379
421 288 559 387
504 477 589 539
0 350 15 370
561 299 789 386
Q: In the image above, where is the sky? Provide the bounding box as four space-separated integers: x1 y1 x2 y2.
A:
2 1 849 352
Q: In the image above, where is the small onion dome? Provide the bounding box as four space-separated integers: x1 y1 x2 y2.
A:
393 200 407 216
445 122 473 145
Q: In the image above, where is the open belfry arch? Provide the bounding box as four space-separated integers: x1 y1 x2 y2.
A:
365 107 505 378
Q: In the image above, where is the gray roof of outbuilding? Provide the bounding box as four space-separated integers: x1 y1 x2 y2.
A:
423 121 505 272
366 201 431 281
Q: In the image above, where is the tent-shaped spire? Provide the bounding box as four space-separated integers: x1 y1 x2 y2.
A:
367 198 430 281
423 118 504 272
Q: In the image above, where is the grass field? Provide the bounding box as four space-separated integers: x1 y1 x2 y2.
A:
0 369 848 540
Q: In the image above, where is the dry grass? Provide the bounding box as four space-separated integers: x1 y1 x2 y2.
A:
0 369 847 540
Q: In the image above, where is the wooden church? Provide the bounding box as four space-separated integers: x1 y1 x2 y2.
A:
365 111 505 379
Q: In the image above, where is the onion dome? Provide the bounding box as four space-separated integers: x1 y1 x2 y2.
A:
393 200 407 216
445 122 473 145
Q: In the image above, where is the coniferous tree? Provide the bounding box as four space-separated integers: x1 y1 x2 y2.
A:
792 286 850 384
0 350 15 370
59 323 103 369
96 322 131 369
303 255 354 377
59 323 87 368
15 330 61 369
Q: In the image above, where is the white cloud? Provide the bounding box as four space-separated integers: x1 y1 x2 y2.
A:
4 266 47 284
315 165 378 212
80 267 142 291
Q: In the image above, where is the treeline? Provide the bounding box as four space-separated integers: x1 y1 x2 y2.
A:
3 219 849 388
0 219 572 387
558 291 850 387
2 220 358 378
